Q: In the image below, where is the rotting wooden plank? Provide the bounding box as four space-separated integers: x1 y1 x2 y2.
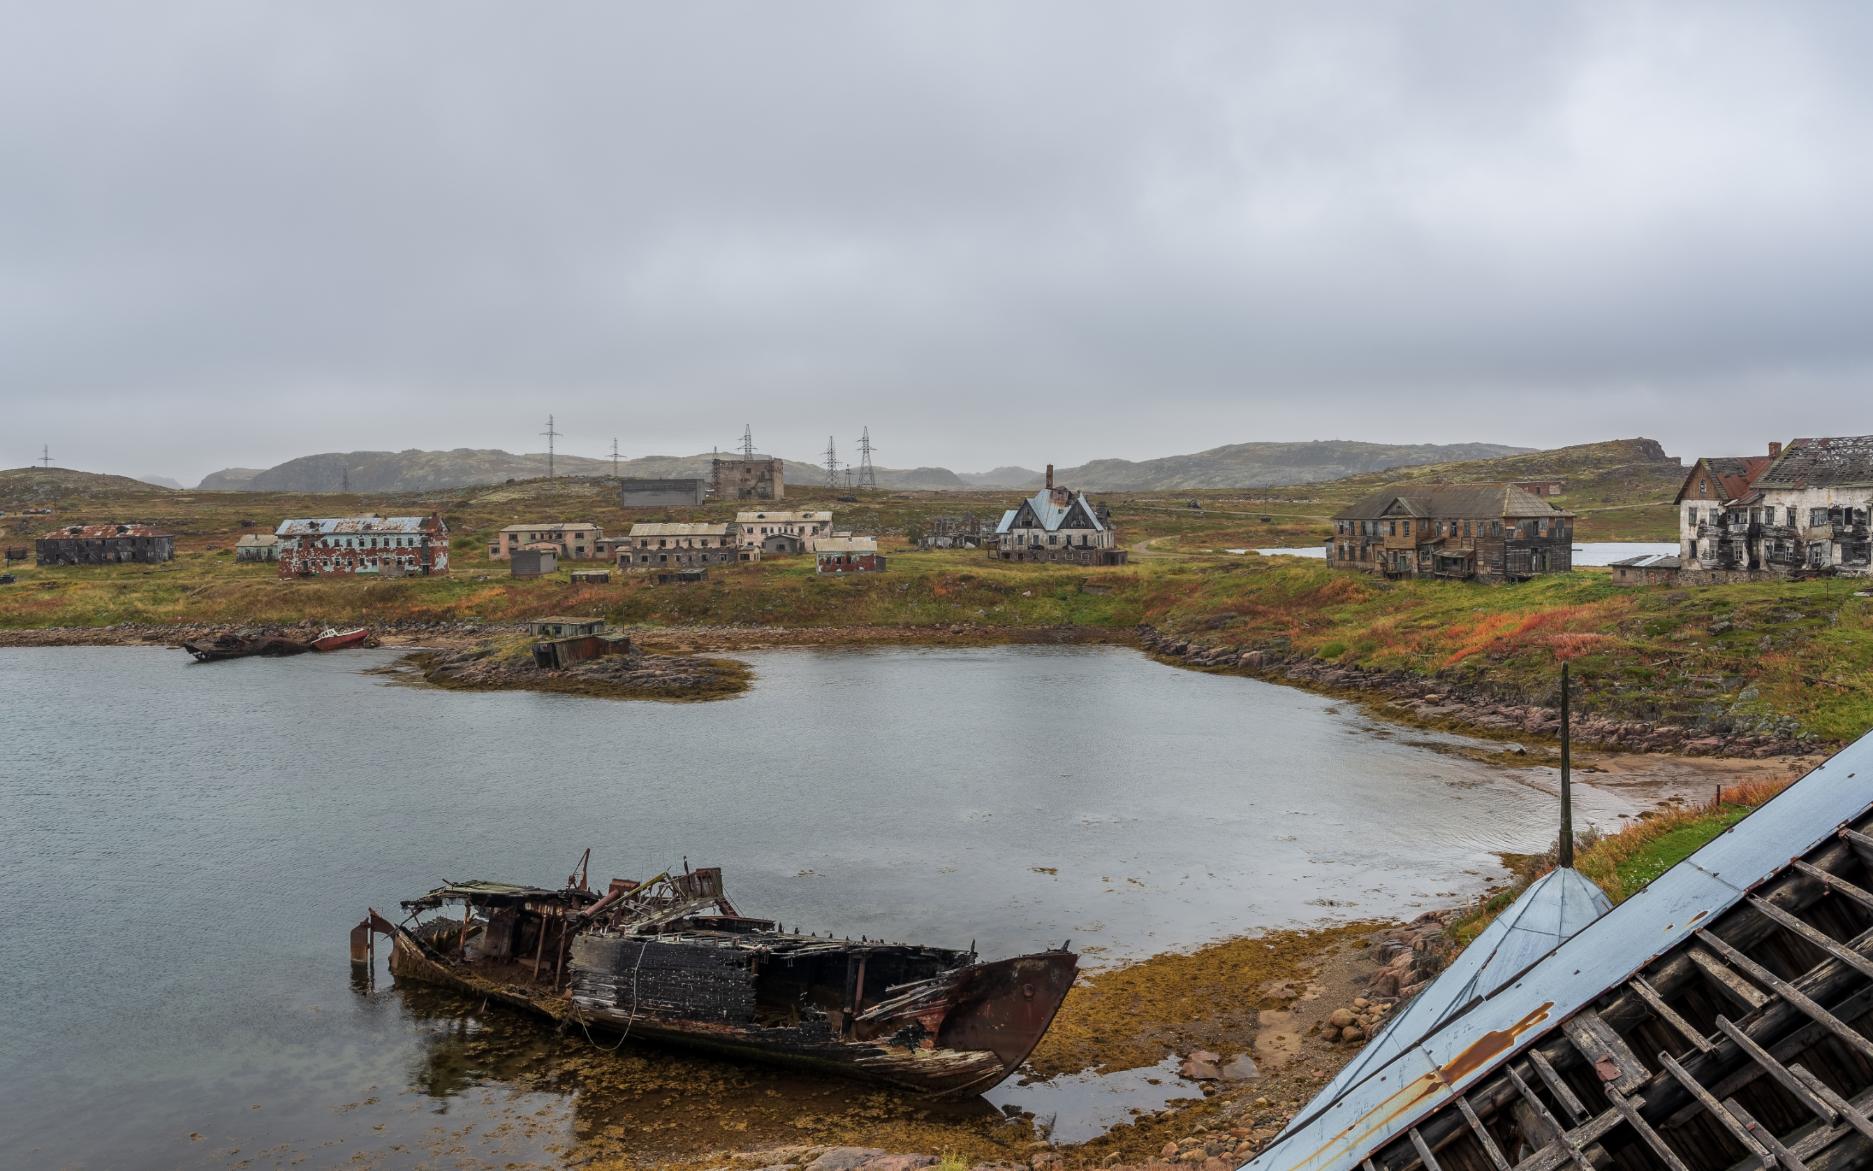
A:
1457 1094 1512 1171
1713 1015 1839 1125
1659 1051 1774 1170
1725 1096 1814 1171
1789 1065 1873 1145
1748 895 1873 981
1690 945 1771 1012
1603 1087 1693 1171
1505 1064 1595 1170
1791 860 1873 913
1841 827 1873 868
1697 930 1873 1062
1408 1127 1445 1171
1563 1010 1652 1089
1529 1049 1589 1122
1627 975 1716 1053
1509 1110 1622 1171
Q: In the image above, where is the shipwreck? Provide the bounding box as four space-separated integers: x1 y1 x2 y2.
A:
1248 666 1873 1171
352 861 1077 1097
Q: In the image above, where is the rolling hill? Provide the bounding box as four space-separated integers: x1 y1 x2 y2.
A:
1053 440 1533 491
0 467 178 505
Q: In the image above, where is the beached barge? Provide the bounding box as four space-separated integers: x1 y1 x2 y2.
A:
354 865 1076 1097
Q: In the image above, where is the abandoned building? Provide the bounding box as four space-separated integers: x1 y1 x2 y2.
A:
526 616 629 668
233 532 278 561
489 522 603 561
711 455 785 501
1685 434 1873 577
275 514 449 577
1512 479 1567 498
1327 484 1574 581
618 522 746 569
654 567 707 584
760 533 806 556
618 477 707 508
569 569 610 584
735 510 832 551
815 535 886 574
1676 447 1779 571
989 466 1126 565
35 523 175 566
509 546 558 578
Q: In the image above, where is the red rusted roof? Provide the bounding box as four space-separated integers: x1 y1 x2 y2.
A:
44 523 170 539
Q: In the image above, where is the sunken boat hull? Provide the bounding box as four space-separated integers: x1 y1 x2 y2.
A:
359 869 1076 1098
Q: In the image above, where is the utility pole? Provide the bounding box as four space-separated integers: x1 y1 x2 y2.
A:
341 465 350 492
39 444 53 468
857 427 877 491
540 414 561 480
610 437 621 478
1559 662 1573 868
741 425 756 459
823 436 840 488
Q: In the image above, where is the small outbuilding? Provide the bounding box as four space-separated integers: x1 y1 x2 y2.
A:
510 546 559 578
570 569 611 584
527 616 607 638
760 533 807 556
1608 553 1681 585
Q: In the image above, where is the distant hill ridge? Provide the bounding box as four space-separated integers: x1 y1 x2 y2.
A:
195 440 1533 494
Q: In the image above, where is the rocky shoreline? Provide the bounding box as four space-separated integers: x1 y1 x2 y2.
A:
1136 624 1820 758
404 640 752 702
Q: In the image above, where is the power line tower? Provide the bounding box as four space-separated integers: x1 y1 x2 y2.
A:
610 437 621 478
39 444 54 468
856 427 877 491
740 425 756 459
823 436 840 488
540 414 561 479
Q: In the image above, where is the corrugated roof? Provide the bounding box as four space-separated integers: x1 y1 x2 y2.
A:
276 515 436 536
1244 731 1873 1171
626 522 731 537
1334 483 1573 521
1000 489 1107 534
1609 553 1680 568
498 521 600 533
234 533 277 546
815 536 877 554
1754 434 1873 489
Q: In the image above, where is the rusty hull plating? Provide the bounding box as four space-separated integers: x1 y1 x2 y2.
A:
357 866 1077 1097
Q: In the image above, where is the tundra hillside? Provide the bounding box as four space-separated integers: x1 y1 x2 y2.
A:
5 438 1869 747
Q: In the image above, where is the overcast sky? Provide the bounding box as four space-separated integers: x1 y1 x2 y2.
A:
5 2 1872 483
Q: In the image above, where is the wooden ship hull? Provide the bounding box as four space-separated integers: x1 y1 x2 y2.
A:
355 867 1077 1098
182 633 313 662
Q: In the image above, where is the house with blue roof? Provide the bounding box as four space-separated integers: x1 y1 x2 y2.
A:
990 465 1126 565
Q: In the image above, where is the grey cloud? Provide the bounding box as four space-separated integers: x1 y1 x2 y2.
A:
5 2 1873 482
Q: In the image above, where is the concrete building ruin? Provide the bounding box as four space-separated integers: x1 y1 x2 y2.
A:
712 455 785 501
736 510 832 552
34 523 175 566
618 522 748 570
489 522 602 561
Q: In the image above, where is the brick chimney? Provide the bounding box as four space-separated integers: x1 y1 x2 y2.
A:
1045 463 1054 489
1769 441 1783 458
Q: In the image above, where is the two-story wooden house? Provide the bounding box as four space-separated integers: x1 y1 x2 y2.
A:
1674 448 1776 569
1327 484 1574 582
989 466 1125 565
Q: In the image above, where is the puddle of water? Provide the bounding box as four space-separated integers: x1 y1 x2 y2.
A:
984 1057 1202 1145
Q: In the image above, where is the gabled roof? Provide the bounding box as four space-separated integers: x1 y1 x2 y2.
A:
1674 455 1774 504
1001 489 1107 534
1609 553 1680 569
994 509 1019 535
815 536 877 554
234 533 277 546
1754 434 1873 490
1334 483 1572 522
276 515 438 537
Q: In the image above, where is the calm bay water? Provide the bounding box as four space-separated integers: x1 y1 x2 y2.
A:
0 645 1659 1168
1246 541 1679 565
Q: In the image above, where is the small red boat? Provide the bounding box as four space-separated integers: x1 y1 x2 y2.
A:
311 627 373 652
